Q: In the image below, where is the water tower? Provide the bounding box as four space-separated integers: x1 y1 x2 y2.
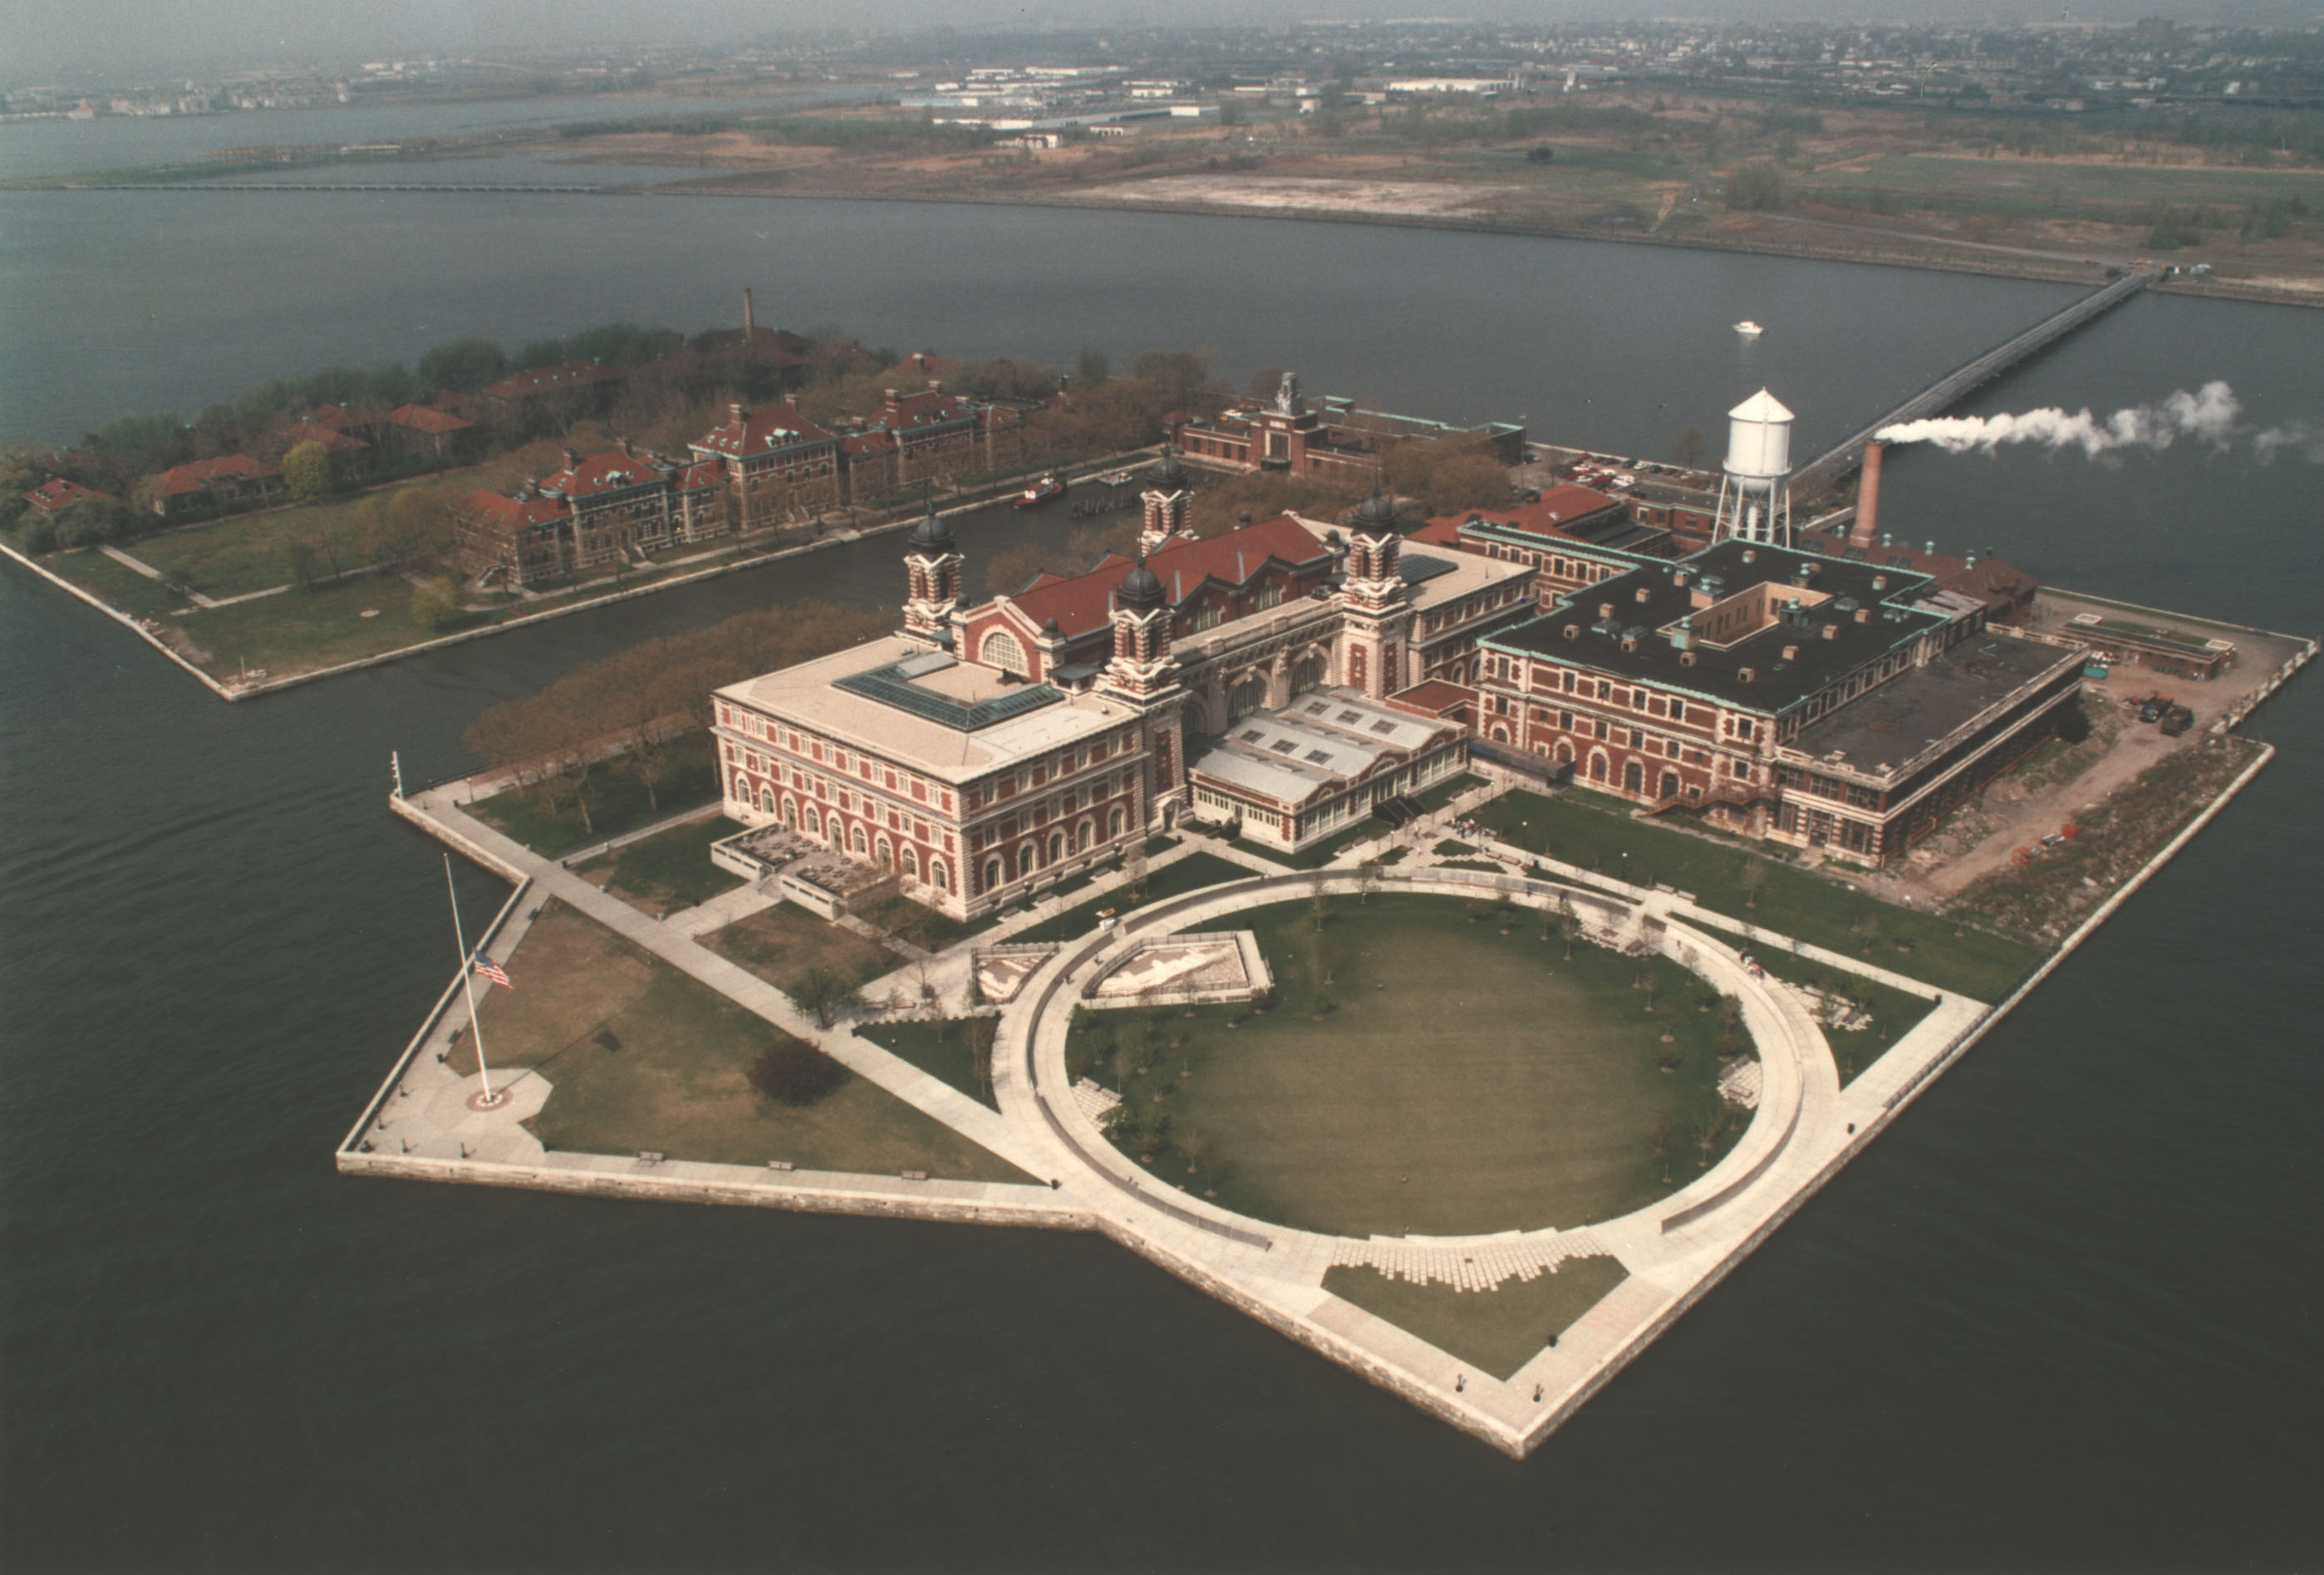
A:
1712 388 1794 547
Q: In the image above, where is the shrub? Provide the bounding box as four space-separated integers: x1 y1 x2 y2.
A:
748 1037 850 1106
1725 163 1786 211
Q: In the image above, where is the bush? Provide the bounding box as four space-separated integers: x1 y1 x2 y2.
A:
2055 700 2092 745
748 1037 850 1106
1725 164 1786 212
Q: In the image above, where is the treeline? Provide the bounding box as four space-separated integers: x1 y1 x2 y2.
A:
463 600 891 833
556 113 1000 155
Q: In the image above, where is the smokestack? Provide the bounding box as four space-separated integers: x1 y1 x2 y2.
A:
743 287 755 339
1850 439 1884 551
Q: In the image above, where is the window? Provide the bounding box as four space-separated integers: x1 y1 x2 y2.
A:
984 856 1002 892
1190 604 1222 632
1228 677 1265 724
1292 655 1324 694
980 628 1028 675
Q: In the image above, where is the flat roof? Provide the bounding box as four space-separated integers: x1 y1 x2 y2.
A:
1487 539 1949 715
719 637 1135 783
1786 635 2078 778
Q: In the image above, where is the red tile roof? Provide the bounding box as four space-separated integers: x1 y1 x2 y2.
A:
280 423 369 454
151 454 278 496
876 389 970 434
674 459 725 493
1002 513 1329 639
1427 484 1624 542
465 489 568 530
23 477 113 512
694 400 835 459
479 359 618 400
386 403 472 435
541 447 668 503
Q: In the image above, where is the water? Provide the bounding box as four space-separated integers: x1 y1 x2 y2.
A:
2 192 2322 1569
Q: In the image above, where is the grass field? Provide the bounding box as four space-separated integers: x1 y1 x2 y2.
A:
1469 791 2042 1000
453 900 1029 1180
573 813 744 915
468 735 722 857
1012 851 1255 944
1323 1257 1631 1380
1074 893 1752 1238
856 1018 1000 1110
1800 153 2324 225
176 571 435 677
46 549 188 621
703 900 899 1004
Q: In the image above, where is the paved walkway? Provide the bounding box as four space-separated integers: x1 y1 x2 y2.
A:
373 773 2000 1458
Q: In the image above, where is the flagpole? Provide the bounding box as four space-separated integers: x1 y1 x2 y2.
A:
444 855 500 1107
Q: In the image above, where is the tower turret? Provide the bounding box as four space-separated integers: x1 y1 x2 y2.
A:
1138 448 1191 555
1335 479 1415 699
901 498 963 642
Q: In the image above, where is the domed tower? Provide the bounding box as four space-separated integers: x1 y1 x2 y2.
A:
1101 554 1187 813
901 498 963 642
1712 388 1794 547
1138 448 1192 556
1336 478 1415 700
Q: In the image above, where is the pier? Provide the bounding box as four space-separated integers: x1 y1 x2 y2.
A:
1792 264 2160 498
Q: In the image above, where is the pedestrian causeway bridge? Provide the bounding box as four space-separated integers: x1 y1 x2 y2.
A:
1791 263 2162 498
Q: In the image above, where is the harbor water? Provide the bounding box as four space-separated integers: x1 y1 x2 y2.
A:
2 168 2321 1568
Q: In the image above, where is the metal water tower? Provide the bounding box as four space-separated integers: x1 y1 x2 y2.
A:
1713 388 1794 547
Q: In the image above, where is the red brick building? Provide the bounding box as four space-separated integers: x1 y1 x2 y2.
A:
146 455 282 519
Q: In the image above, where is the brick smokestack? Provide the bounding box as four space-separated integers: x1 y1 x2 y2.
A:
1850 439 1884 551
743 287 755 339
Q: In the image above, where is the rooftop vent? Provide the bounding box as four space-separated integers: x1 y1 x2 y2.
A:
1563 623 1580 640
1599 601 1616 619
1737 666 1756 683
1821 623 1839 640
1782 643 1800 661
1871 574 1887 591
1634 586 1652 603
1741 548 1757 565
1679 649 1698 666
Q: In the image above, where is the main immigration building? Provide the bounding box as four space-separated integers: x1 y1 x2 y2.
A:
709 453 2082 921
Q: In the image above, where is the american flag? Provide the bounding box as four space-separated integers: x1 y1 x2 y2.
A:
473 953 513 989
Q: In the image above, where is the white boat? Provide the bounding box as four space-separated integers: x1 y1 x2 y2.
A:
1733 320 1765 337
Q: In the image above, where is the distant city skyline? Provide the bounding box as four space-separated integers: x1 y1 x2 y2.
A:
6 0 2314 90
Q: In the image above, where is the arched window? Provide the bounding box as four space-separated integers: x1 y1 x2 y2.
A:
759 785 774 813
851 825 867 856
983 856 1002 893
1227 675 1265 724
1623 759 1644 794
732 770 749 802
980 628 1028 675
1017 844 1038 880
931 859 950 893
1108 807 1125 839
1555 741 1574 766
1048 832 1064 866
782 796 797 828
1291 653 1325 694
1589 752 1609 783
875 834 893 871
1660 769 1680 802
1075 819 1093 853
901 846 919 881
1491 724 1511 743
803 805 821 837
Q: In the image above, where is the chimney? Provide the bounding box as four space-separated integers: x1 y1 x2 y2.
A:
883 388 900 415
928 379 945 395
1850 440 1884 550
742 287 755 338
730 402 748 427
562 447 579 471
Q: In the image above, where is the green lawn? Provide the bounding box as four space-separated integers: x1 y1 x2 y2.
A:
855 894 977 949
1323 1257 1631 1380
702 900 899 1004
455 900 1029 1180
1681 915 1939 1087
1414 771 1489 814
1469 791 2042 1001
1074 893 1752 1238
45 549 185 621
1227 822 1386 870
1013 852 1254 944
574 813 744 915
175 571 438 678
468 735 722 857
856 1018 1000 1110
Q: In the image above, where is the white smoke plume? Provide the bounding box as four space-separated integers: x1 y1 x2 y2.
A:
2254 420 2324 465
1876 380 2242 459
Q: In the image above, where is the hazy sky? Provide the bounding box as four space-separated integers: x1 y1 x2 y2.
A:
3 0 2309 86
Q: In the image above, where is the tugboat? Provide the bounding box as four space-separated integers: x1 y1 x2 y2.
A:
1012 472 1064 508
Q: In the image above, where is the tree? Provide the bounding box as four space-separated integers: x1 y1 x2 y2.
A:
1740 858 1766 910
748 1037 850 1106
417 337 508 393
282 440 332 504
410 576 466 633
1380 436 1512 517
1725 163 1786 211
286 537 320 591
1671 427 1706 469
789 966 863 1028
965 1015 998 1100
1558 893 1581 960
1074 346 1110 385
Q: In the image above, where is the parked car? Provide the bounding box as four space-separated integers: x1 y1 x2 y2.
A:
2139 694 2169 723
2159 704 2195 737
